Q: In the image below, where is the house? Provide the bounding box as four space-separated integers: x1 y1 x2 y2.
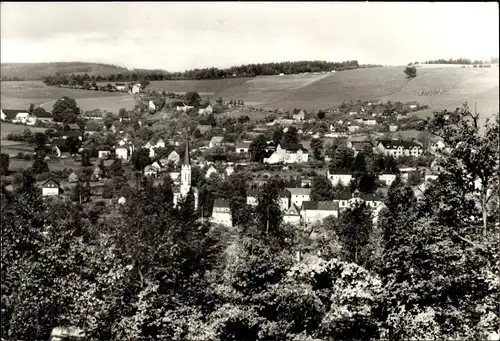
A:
167 150 180 164
283 204 301 225
430 140 448 154
118 196 127 205
292 109 306 121
148 101 156 111
378 173 397 186
326 169 353 187
1 109 26 121
68 172 79 183
226 165 234 177
301 177 313 188
65 123 81 131
389 125 398 132
52 130 83 141
278 190 291 211
348 125 360 132
235 142 250 153
209 136 224 148
377 139 424 158
115 83 126 91
131 83 141 94
300 201 339 226
211 199 232 227
115 143 134 160
246 190 259 206
286 187 311 208
98 150 111 159
3 109 30 124
144 165 158 177
85 121 101 135
359 192 384 209
84 111 103 120
362 118 377 126
205 165 218 178
26 110 53 125
41 179 61 197
332 191 353 210
263 143 309 164
177 103 194 112
92 166 103 181
145 138 166 157
348 140 374 155
198 105 213 115
169 172 180 182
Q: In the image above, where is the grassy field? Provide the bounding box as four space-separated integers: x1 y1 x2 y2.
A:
1 122 47 135
1 81 137 112
146 66 498 124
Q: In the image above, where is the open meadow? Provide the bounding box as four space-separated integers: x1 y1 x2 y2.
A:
1 81 137 113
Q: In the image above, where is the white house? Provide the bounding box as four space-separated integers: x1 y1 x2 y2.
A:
115 83 126 91
145 138 166 158
118 196 127 205
377 139 423 158
205 165 218 178
362 118 377 126
226 165 234 177
389 125 399 132
326 169 353 187
149 101 156 111
278 190 291 212
283 204 301 225
263 143 309 164
12 112 30 124
176 103 194 112
167 150 180 164
211 199 233 227
198 105 213 115
286 187 311 208
246 190 259 206
169 172 180 182
332 191 353 210
300 201 339 226
115 146 132 160
235 142 250 154
348 125 360 132
378 173 397 186
144 165 158 177
292 109 306 121
131 83 141 94
98 150 111 159
41 179 61 197
209 136 224 148
26 110 54 125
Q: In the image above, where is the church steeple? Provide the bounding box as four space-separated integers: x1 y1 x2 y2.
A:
182 139 190 166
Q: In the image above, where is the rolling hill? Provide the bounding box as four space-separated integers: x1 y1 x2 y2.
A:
0 62 130 80
146 65 499 123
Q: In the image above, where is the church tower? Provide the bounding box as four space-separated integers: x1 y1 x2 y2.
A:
180 139 191 197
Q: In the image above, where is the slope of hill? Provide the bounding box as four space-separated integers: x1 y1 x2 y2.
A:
1 62 129 80
146 66 498 122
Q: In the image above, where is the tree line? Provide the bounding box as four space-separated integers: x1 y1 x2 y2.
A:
38 60 363 86
422 58 490 65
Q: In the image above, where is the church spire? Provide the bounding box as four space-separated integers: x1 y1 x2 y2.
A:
182 138 190 166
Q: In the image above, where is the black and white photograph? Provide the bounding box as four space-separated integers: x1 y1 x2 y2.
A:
1 2 499 340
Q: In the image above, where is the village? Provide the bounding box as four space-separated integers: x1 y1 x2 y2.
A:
1 85 448 229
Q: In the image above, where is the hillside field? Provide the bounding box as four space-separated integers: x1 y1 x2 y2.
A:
1 81 137 113
148 66 499 123
1 122 47 135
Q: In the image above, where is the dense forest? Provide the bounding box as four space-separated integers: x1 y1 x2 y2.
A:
1 104 499 340
38 60 364 85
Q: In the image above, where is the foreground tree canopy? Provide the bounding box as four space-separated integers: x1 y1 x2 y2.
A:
1 103 498 340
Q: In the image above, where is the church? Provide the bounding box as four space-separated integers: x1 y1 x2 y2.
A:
173 140 199 210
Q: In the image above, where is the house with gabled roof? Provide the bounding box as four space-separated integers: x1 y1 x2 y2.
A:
347 140 374 156
235 142 250 154
211 198 232 227
264 143 309 164
283 204 301 225
326 168 353 187
300 201 339 226
205 165 218 179
286 187 311 208
1 109 28 121
377 139 423 158
41 179 61 197
292 109 306 121
144 165 158 177
167 150 180 164
198 105 213 115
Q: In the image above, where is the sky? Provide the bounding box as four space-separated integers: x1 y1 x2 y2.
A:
1 2 499 71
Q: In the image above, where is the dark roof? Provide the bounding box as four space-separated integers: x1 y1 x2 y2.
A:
278 190 290 197
351 141 373 150
235 142 250 149
51 139 70 152
54 130 82 138
2 109 27 119
33 110 53 118
333 191 352 200
85 121 101 131
378 139 422 149
302 201 339 210
213 198 230 208
67 123 81 131
247 190 259 197
361 193 383 201
280 143 308 152
42 179 60 187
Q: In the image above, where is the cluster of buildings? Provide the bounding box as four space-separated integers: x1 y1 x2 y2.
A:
1 108 54 126
210 186 385 228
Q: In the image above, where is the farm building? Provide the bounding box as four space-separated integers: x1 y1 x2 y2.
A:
377 139 423 158
264 143 309 164
41 179 61 197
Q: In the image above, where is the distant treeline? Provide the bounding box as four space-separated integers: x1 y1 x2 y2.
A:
35 60 363 85
422 58 492 65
